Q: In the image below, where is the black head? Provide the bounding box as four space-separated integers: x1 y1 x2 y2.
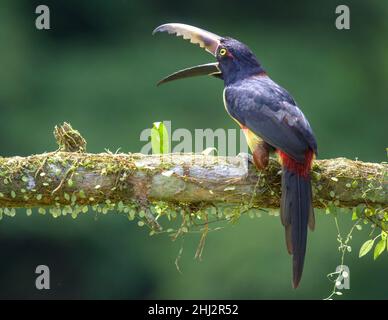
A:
153 23 265 86
215 38 264 84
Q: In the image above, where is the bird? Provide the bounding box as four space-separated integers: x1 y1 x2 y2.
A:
153 23 317 288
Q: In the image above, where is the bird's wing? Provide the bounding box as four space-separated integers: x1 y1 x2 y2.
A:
224 78 317 162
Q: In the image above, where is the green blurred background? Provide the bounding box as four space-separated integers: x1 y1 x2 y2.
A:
0 0 387 299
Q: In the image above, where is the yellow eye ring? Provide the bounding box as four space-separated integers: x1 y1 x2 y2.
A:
219 48 227 56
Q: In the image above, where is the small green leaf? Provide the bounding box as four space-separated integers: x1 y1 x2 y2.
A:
359 239 375 258
373 239 386 260
181 227 188 233
128 210 136 221
151 122 169 154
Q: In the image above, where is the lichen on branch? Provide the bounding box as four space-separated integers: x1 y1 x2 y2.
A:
0 123 387 231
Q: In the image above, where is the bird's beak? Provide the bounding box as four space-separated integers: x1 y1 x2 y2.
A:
153 23 222 85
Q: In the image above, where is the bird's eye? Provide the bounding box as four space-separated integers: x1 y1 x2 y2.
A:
219 48 227 56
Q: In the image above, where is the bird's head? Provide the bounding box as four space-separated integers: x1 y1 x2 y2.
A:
153 23 265 86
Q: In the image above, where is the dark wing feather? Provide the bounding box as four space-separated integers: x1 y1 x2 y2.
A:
224 77 317 162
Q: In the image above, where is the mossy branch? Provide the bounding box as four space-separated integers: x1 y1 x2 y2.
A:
0 123 386 230
0 152 386 208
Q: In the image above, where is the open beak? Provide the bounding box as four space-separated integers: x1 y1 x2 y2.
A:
152 23 222 85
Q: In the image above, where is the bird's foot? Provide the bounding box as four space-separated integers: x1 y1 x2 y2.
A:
235 152 252 178
237 152 254 164
237 152 253 163
237 152 257 171
237 152 270 172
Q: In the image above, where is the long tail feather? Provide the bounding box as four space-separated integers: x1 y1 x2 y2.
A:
279 150 314 288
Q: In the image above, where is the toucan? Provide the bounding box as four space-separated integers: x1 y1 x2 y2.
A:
153 23 317 288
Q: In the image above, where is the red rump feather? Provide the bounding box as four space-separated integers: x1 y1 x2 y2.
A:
278 149 314 178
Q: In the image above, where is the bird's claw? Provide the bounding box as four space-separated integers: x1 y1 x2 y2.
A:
237 152 254 164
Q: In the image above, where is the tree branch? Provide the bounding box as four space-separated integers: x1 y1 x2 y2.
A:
0 152 386 207
0 123 386 230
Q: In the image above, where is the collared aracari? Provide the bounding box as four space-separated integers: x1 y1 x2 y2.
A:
153 23 317 288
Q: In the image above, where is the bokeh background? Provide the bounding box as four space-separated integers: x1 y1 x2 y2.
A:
0 0 387 299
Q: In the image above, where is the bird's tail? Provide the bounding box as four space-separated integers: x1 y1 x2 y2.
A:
278 150 315 288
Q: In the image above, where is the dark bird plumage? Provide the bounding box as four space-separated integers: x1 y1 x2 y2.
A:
154 23 317 288
222 50 317 288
